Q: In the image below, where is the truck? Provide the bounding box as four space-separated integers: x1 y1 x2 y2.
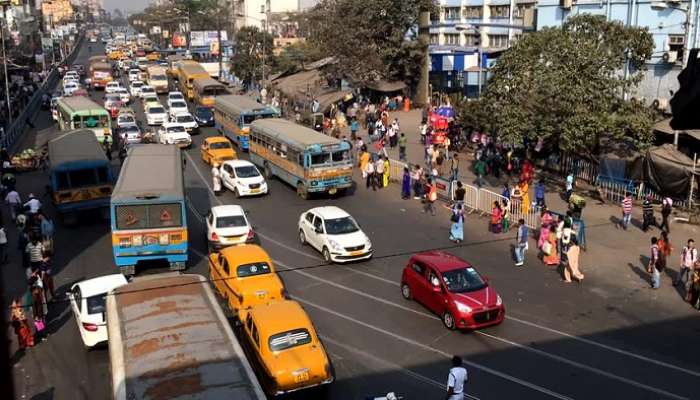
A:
89 61 113 89
146 65 169 94
106 273 266 400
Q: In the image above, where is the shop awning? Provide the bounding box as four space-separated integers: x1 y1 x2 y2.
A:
654 118 700 140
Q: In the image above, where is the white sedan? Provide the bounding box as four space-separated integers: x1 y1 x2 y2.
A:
205 205 257 251
69 274 128 348
115 87 131 104
298 206 372 263
145 104 168 126
167 91 185 103
129 81 144 97
220 160 268 198
63 81 79 96
158 122 192 147
105 81 122 94
140 85 156 98
168 100 189 117
170 112 198 133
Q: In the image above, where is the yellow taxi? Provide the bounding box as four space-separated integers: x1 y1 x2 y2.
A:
108 50 123 60
208 244 285 320
201 136 237 165
146 52 160 61
241 300 333 395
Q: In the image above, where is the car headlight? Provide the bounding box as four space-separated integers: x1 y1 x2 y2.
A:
365 235 372 249
328 239 342 251
496 295 502 306
456 302 472 313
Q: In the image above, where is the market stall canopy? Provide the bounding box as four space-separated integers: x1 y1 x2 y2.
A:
629 144 699 198
315 90 352 112
365 80 407 93
654 118 700 141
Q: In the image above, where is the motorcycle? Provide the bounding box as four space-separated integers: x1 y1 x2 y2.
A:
366 393 403 400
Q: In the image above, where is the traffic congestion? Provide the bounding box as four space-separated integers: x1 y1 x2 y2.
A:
4 24 699 400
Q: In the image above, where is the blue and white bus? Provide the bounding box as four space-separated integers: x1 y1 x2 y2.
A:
249 118 353 199
214 95 278 151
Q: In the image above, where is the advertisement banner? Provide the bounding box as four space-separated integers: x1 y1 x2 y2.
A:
190 30 227 47
41 37 54 54
150 26 161 35
162 30 169 39
172 32 186 48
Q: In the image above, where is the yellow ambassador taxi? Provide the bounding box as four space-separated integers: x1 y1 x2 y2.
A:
241 300 334 395
201 136 237 165
209 244 285 320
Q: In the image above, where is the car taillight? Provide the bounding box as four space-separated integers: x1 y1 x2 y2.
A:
82 322 99 332
211 231 219 241
247 229 255 240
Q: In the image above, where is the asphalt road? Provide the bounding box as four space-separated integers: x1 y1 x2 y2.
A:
6 41 700 400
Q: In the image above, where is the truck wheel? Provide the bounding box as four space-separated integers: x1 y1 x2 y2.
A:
297 183 308 200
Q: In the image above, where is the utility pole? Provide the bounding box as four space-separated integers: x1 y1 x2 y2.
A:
1 4 11 124
415 9 430 107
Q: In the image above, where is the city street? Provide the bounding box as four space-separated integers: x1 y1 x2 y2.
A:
6 41 700 400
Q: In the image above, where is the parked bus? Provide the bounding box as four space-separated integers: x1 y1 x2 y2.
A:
48 129 114 221
214 95 277 152
176 61 209 100
89 61 113 89
249 118 353 199
56 96 112 144
110 145 187 275
107 273 266 400
145 65 169 93
192 77 227 106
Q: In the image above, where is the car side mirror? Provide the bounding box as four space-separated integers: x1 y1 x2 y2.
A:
483 275 489 283
432 283 442 293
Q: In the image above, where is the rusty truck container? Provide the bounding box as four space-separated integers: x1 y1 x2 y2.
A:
106 273 265 400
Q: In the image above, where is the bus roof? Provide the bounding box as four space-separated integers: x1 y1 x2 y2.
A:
48 129 108 167
91 61 111 70
193 77 226 91
108 274 265 400
111 145 183 203
214 95 272 115
88 55 107 64
251 118 344 148
178 63 208 76
57 96 108 115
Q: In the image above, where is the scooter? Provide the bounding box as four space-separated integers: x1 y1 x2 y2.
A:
365 393 403 400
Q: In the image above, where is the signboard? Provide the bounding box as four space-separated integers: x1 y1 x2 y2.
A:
172 32 186 48
162 30 169 39
190 30 227 47
41 37 54 54
150 26 161 35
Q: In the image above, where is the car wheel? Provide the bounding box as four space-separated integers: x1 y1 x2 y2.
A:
401 283 412 300
322 247 332 263
443 311 456 330
299 230 306 245
234 188 241 199
297 183 308 200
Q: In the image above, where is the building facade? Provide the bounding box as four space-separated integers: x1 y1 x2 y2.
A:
537 0 699 104
41 0 74 30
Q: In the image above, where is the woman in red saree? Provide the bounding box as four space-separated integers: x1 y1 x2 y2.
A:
11 299 34 349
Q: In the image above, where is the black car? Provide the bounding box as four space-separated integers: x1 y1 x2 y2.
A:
194 106 215 127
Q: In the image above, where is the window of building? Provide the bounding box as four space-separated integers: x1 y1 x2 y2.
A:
464 34 479 47
668 34 684 62
430 34 439 45
444 34 460 46
489 34 509 48
444 7 461 20
490 5 510 18
463 6 482 19
514 3 534 18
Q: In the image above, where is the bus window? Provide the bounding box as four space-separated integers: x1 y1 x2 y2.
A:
332 150 349 163
69 169 97 187
97 166 109 183
310 152 330 166
72 115 82 128
147 203 182 228
56 171 70 190
115 205 148 229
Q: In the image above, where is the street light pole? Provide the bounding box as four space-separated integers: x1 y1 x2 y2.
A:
1 5 11 124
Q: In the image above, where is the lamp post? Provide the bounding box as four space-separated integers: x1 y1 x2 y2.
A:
0 4 11 124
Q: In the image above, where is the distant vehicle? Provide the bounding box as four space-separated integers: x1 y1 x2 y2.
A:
89 37 98 43
194 105 214 127
129 80 144 97
116 113 137 129
176 61 209 100
220 159 267 198
106 274 266 399
115 87 130 104
192 77 227 106
88 61 113 89
170 112 198 133
400 251 506 330
145 104 167 126
157 123 191 148
168 100 188 117
72 64 86 76
249 119 353 199
201 136 236 165
240 300 334 395
117 125 142 145
298 206 372 263
208 245 283 319
56 96 112 144
128 68 140 82
105 81 122 94
142 94 160 109
103 94 123 118
110 145 187 274
63 81 79 96
139 85 156 99
69 274 128 348
214 95 278 151
205 205 257 251
167 91 185 103
145 65 168 93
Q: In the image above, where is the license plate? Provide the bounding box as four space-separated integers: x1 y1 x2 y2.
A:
250 188 260 193
350 251 363 256
328 188 337 195
294 372 309 383
255 290 267 299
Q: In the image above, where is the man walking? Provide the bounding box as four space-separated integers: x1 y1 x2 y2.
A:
675 239 697 287
515 219 528 266
642 195 655 231
659 197 672 233
5 188 21 221
423 179 437 216
535 179 546 209
445 355 468 400
474 158 486 188
620 193 633 230
398 132 407 161
649 237 661 289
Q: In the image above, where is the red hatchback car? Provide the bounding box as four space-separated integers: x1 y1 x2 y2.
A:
401 251 505 330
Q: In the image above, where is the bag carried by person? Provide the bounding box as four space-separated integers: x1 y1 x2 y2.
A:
42 238 53 255
542 241 552 255
34 318 45 332
451 212 460 223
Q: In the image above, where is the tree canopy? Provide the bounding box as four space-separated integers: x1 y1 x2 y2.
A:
230 26 274 86
469 14 656 158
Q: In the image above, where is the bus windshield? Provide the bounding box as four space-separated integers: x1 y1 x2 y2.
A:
310 150 350 167
151 74 167 81
203 86 227 96
114 203 183 230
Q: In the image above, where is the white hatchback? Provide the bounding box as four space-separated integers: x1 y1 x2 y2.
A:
220 160 268 197
205 205 257 251
105 81 122 94
129 80 144 97
145 104 168 126
69 274 128 348
168 100 189 117
298 206 372 263
167 91 185 103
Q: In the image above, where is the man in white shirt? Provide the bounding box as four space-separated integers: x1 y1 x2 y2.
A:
446 355 468 400
675 239 697 287
24 193 41 214
5 189 21 220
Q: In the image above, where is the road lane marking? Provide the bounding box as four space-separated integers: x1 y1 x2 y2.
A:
276 259 691 400
320 335 481 400
295 296 574 400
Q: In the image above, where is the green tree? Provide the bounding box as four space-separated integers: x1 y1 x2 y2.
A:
272 41 326 74
300 0 434 86
477 14 655 158
231 26 274 86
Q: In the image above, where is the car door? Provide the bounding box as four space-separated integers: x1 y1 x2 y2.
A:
310 215 325 251
301 212 315 246
221 164 234 190
406 261 430 306
244 314 267 373
422 268 447 315
69 286 83 330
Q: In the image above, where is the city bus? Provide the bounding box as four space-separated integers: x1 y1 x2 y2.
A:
214 95 278 152
110 145 187 275
56 96 112 144
176 61 209 100
192 77 227 106
249 118 353 199
89 61 113 89
48 129 114 222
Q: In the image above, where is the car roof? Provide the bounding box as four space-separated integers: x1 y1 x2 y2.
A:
146 105 165 111
168 91 183 96
173 111 192 117
211 204 245 217
163 122 186 128
411 251 470 273
249 300 313 337
220 245 271 267
306 206 350 219
222 159 254 168
205 136 230 144
72 274 128 297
